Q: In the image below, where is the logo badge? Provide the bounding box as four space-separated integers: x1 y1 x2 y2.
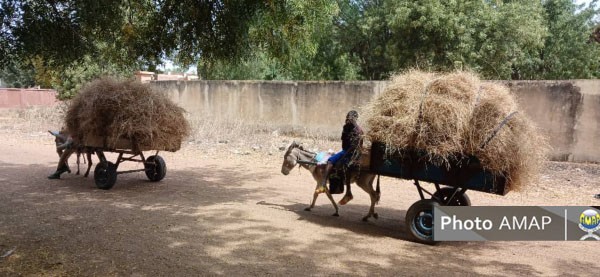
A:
579 209 600 240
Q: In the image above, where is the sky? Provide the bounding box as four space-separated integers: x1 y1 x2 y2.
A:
574 0 597 8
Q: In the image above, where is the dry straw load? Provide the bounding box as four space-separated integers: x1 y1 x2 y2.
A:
364 70 547 191
65 77 190 152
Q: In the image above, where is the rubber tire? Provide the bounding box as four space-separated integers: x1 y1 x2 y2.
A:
405 199 440 245
94 162 117 190
432 187 471 206
145 155 166 182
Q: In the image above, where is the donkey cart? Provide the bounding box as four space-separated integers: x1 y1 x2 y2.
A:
84 136 168 190
369 142 508 244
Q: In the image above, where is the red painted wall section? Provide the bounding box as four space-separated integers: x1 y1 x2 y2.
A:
0 89 59 108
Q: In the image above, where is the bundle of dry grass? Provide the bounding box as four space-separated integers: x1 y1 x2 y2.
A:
365 70 480 165
65 77 190 152
463 82 547 191
365 70 435 149
364 70 547 191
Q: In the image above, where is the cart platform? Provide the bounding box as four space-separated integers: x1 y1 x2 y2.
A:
370 141 507 195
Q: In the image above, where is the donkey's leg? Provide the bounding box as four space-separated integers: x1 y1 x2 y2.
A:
306 166 324 212
305 184 339 216
366 189 379 221
305 183 320 212
323 188 339 216
84 151 93 177
76 152 81 175
359 174 378 221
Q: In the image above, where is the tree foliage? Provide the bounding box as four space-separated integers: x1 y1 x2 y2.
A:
1 0 599 95
0 60 35 88
533 0 600 79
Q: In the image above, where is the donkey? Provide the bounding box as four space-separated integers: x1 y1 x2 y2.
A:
281 141 380 221
49 130 94 177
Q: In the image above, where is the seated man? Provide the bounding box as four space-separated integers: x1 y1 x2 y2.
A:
48 130 75 179
317 110 364 205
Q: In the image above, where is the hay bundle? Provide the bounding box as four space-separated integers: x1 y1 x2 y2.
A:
65 77 190 151
463 82 546 190
366 70 480 165
365 70 435 149
364 70 547 191
413 71 479 163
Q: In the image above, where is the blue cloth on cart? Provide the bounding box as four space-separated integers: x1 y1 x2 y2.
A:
314 152 331 165
328 150 347 165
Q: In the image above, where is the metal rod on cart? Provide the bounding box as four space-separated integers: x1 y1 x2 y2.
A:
116 152 124 166
117 169 147 175
96 150 107 164
414 180 425 200
120 157 144 163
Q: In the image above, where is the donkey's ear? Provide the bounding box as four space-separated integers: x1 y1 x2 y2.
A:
297 143 305 150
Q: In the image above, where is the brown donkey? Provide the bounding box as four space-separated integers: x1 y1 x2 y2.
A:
281 142 380 221
49 130 94 177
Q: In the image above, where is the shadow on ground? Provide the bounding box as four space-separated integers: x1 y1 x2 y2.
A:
0 161 594 276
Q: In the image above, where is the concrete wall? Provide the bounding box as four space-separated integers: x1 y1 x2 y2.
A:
154 80 386 134
506 81 582 161
154 79 600 163
571 80 600 162
507 80 599 162
0 88 58 108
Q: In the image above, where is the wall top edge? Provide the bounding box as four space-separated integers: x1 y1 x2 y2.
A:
152 79 597 84
151 80 384 85
0 88 57 92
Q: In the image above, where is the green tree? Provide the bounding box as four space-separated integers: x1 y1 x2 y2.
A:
382 0 547 79
50 56 131 99
528 0 600 79
198 50 282 80
198 0 356 81
333 0 392 80
2 0 599 85
2 0 345 88
1 0 159 95
0 60 35 88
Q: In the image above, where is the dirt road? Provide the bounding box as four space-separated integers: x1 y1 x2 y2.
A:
1 130 599 276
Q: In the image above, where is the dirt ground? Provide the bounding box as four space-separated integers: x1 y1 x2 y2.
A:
0 113 599 276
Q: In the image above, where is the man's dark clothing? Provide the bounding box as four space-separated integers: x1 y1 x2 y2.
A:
341 122 363 152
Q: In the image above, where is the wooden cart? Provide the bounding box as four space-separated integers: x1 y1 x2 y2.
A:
83 136 172 190
369 141 508 244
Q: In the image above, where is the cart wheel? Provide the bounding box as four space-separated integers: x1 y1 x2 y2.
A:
94 162 117 190
145 155 166 182
432 187 471 206
405 199 440 245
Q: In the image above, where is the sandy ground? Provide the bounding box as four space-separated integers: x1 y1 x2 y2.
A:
1 117 600 276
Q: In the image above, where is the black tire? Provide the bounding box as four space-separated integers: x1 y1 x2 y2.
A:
405 199 440 245
145 155 166 182
432 187 471 206
94 162 117 190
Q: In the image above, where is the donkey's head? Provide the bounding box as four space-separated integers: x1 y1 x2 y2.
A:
281 141 303 175
49 128 69 146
